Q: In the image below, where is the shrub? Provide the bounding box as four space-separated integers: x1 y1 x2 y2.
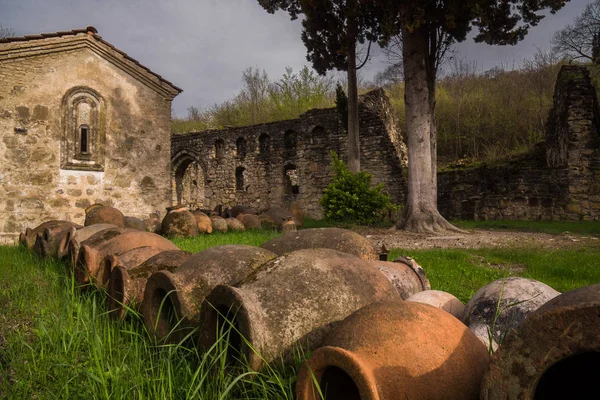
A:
320 152 398 224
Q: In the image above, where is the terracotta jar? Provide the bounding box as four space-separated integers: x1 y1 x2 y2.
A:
198 248 399 371
124 216 146 231
366 257 430 299
19 220 81 250
237 214 262 230
462 277 560 350
98 246 164 290
407 290 465 318
260 228 377 260
108 250 191 320
161 206 199 237
481 284 600 400
56 223 117 261
191 210 213 234
74 229 179 287
141 245 276 342
84 204 125 227
66 226 125 273
226 218 245 232
296 301 490 400
33 223 81 258
210 216 228 233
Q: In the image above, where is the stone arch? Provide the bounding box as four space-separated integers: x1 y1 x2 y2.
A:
171 150 206 208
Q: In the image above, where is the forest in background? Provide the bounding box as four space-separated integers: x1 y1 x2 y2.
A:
172 50 579 167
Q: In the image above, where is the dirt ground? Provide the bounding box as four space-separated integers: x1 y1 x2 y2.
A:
354 227 600 251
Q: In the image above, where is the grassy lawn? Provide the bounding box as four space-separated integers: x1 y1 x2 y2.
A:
1 224 598 398
454 220 600 235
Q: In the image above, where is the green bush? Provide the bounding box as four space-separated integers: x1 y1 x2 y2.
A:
319 152 398 224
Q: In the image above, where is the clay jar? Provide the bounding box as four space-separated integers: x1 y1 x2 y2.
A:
210 216 228 233
366 257 430 299
142 245 276 342
124 216 146 231
99 246 164 291
108 250 192 320
226 218 245 232
296 301 490 400
56 223 117 261
20 220 81 250
161 206 199 237
33 223 83 258
84 204 125 227
481 284 600 400
75 229 179 287
407 290 465 319
237 214 262 230
260 228 377 261
462 277 560 350
198 248 399 371
192 210 213 234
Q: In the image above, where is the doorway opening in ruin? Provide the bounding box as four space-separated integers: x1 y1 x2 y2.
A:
284 163 299 195
172 155 205 209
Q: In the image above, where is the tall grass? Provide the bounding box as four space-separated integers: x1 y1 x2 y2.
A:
0 245 301 399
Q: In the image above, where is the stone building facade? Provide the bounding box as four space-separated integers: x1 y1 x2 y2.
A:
438 66 600 221
0 27 181 243
171 89 407 218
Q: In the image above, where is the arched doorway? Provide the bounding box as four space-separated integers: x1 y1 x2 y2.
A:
172 152 205 209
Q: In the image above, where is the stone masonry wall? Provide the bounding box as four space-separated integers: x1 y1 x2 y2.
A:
438 66 600 221
0 33 176 243
171 89 407 218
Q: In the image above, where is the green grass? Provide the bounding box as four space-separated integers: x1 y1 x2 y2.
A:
390 247 600 303
0 245 300 399
454 220 600 235
2 225 599 398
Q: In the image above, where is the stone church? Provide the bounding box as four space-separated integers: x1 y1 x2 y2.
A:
0 27 181 243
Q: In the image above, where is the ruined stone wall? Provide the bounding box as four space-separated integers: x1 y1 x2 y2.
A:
171 89 407 218
439 65 600 221
0 34 175 243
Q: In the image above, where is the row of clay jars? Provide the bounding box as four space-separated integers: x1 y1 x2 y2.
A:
481 283 600 400
197 248 404 371
74 227 179 288
296 300 491 400
141 245 277 342
19 220 82 250
107 250 192 320
33 223 116 260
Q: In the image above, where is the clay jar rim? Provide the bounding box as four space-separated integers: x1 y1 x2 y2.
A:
108 265 130 320
143 270 185 341
296 346 379 400
199 284 259 370
56 226 77 259
74 244 94 285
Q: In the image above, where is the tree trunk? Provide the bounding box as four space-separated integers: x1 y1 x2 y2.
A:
347 40 360 173
399 26 462 234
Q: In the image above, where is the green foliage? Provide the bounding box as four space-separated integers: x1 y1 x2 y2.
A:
335 83 348 130
319 152 398 224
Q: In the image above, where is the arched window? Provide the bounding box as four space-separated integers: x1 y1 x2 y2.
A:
61 87 105 171
215 139 225 161
258 133 270 155
283 130 297 160
236 137 247 159
236 167 246 191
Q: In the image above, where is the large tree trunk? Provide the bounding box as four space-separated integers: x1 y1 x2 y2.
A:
347 39 360 173
399 26 461 233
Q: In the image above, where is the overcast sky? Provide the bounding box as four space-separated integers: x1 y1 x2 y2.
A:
0 0 589 117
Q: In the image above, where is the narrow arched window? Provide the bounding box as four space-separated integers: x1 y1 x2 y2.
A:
215 139 225 161
80 125 89 153
236 137 247 159
236 167 245 191
259 133 270 155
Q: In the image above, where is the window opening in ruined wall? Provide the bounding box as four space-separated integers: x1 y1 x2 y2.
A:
236 137 247 159
61 87 105 171
215 139 225 161
259 133 270 155
236 167 246 191
284 163 299 195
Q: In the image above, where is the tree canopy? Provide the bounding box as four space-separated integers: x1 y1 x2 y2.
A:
553 0 600 62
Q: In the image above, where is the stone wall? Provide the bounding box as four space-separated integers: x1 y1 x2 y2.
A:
0 31 179 243
171 89 407 218
438 66 600 221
